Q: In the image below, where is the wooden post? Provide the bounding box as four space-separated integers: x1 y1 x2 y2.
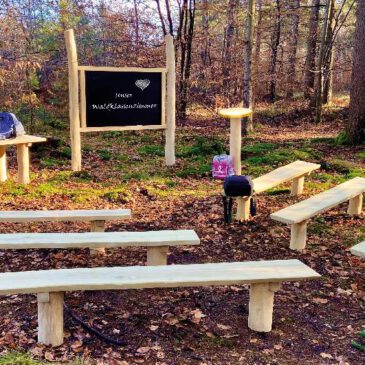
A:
17 144 30 184
165 34 176 166
290 221 308 250
0 146 7 182
37 292 64 346
147 246 169 265
348 194 363 215
291 175 305 196
65 29 82 172
90 220 106 255
230 118 245 220
236 197 251 221
248 282 280 332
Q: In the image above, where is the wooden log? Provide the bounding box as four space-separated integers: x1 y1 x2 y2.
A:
291 175 305 196
165 34 176 166
147 246 169 266
236 197 251 221
348 194 363 215
37 292 64 346
290 221 308 250
16 144 30 184
90 220 106 255
0 146 7 182
65 29 82 172
248 282 280 332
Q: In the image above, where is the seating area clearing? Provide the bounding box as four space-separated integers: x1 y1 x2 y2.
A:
0 135 47 184
0 259 320 346
351 241 365 258
239 160 320 220
0 230 200 266
0 209 131 254
271 177 365 250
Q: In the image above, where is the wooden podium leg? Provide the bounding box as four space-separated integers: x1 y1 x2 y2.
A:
17 143 30 184
0 146 7 182
90 220 106 255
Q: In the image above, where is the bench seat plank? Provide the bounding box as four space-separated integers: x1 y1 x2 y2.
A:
0 209 131 223
0 230 200 249
271 177 365 224
0 135 47 147
351 241 365 258
253 160 320 194
0 260 320 295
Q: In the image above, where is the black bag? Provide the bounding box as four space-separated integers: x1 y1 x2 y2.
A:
223 175 256 223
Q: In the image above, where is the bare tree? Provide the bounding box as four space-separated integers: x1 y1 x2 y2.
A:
346 1 365 143
243 0 255 133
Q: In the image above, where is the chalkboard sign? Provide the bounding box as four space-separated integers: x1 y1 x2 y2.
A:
81 68 165 129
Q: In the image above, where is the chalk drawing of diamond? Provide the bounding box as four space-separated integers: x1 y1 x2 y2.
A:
135 79 150 91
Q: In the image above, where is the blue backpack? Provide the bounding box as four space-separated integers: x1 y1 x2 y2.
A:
0 112 25 140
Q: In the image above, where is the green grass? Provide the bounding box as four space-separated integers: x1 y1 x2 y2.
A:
0 352 87 365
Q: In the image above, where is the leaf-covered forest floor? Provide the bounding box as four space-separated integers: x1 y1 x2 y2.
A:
0 99 365 364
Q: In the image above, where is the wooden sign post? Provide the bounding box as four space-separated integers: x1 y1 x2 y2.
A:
64 29 176 171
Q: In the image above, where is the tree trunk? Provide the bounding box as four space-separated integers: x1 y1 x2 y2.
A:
222 0 237 96
268 0 281 102
200 0 210 70
313 0 333 123
286 0 300 99
304 0 320 99
322 0 335 105
242 0 255 133
253 0 263 68
346 1 365 144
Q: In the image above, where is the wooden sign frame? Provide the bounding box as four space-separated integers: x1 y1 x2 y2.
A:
65 29 176 171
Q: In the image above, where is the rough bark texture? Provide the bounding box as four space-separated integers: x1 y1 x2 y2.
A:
286 0 300 99
268 0 281 102
346 1 365 144
242 0 255 133
304 0 320 99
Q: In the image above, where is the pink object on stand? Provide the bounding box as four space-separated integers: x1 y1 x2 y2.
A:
212 154 235 180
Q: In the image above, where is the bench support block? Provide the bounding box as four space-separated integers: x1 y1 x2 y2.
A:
236 197 250 221
348 194 363 215
290 221 307 250
248 282 280 332
90 220 106 255
17 144 30 184
147 246 169 265
291 175 305 196
0 146 7 182
37 292 64 346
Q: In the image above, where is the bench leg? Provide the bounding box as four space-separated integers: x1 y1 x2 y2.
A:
236 197 251 221
348 194 363 215
291 175 305 196
17 143 30 184
248 282 281 332
147 246 169 265
37 292 64 346
290 221 308 250
90 220 106 255
0 146 7 182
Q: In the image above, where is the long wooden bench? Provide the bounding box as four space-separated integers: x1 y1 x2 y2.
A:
0 135 47 184
239 160 320 220
350 241 365 258
0 209 131 254
0 230 200 266
271 177 365 250
0 259 320 346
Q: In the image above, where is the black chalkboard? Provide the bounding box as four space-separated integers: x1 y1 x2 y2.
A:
83 70 163 128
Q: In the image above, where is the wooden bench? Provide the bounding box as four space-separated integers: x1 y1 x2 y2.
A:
0 209 131 254
0 230 200 266
0 135 47 184
0 259 320 346
271 177 365 250
350 241 365 258
239 160 320 220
